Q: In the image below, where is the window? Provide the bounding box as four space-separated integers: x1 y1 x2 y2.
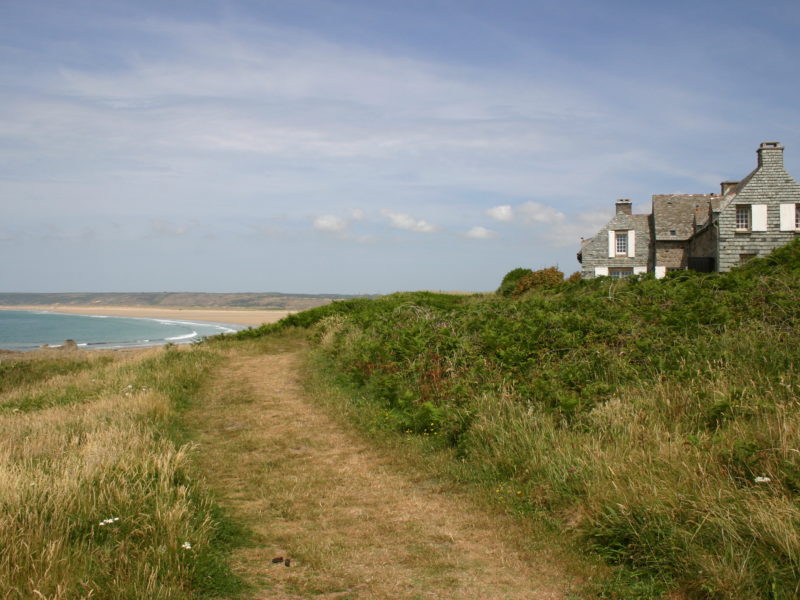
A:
736 205 750 230
608 229 635 258
796 204 800 230
609 267 633 278
739 253 757 265
615 231 628 255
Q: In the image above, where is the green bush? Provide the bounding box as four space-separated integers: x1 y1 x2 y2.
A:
496 268 533 297
511 266 564 296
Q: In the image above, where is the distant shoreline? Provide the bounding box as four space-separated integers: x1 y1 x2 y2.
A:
0 305 291 327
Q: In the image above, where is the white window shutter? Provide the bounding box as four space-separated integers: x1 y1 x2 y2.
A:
633 266 647 275
780 203 796 231
627 229 636 257
751 204 768 231
608 231 615 258
654 266 666 279
595 266 609 277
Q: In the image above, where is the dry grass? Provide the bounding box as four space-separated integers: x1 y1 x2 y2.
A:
0 347 237 600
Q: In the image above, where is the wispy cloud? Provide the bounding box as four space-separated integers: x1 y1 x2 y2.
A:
486 205 513 222
312 214 348 233
150 220 189 237
465 226 496 239
517 201 566 225
381 209 439 233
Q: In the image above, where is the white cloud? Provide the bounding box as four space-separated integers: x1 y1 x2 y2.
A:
517 201 566 225
465 226 496 239
312 215 348 233
151 220 189 236
350 208 365 221
486 205 513 222
540 209 612 248
381 209 439 233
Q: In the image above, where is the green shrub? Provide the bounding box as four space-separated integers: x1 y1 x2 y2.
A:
496 268 533 297
511 266 564 296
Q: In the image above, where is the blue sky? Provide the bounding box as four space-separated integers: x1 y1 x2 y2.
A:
2 0 799 293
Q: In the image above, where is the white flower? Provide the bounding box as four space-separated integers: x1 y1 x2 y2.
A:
181 541 192 550
98 517 121 526
754 476 771 483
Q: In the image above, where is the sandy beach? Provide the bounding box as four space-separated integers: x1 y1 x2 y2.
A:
0 305 292 327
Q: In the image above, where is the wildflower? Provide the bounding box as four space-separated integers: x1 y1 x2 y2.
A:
754 476 771 483
181 541 192 550
98 517 120 526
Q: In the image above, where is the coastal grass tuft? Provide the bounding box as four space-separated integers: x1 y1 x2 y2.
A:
0 353 114 394
0 346 243 600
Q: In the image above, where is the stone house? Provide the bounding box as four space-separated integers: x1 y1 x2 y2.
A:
578 142 800 278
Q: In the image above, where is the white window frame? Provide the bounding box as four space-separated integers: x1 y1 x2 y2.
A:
607 229 636 258
615 231 628 255
609 267 633 279
736 205 751 230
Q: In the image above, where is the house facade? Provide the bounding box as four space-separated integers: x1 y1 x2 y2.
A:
578 142 800 278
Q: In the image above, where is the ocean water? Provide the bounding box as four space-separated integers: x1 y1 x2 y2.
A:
0 310 243 351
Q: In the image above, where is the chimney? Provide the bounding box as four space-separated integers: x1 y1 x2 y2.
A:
757 141 784 169
615 198 632 215
720 181 739 195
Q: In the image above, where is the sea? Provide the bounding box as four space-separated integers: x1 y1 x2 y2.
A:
0 310 243 351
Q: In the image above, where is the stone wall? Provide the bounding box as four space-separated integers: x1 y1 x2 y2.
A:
687 223 717 261
654 241 688 269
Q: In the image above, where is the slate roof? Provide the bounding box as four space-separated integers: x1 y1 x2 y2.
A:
651 194 719 240
630 213 651 234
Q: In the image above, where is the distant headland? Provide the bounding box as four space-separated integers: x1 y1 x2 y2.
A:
0 292 373 312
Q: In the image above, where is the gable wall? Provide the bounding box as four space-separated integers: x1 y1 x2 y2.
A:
717 167 800 271
579 213 650 278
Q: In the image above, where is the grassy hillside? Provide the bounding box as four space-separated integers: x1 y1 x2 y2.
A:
234 240 800 598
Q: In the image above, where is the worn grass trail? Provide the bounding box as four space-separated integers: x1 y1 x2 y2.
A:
187 345 572 599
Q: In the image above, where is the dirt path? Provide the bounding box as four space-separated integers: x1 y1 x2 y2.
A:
188 349 572 599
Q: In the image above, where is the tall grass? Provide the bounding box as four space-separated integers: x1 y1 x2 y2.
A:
254 240 800 598
0 348 241 600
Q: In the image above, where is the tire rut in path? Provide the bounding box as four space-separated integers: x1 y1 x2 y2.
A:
190 351 571 599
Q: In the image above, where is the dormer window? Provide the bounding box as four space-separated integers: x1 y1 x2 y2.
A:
608 229 636 258
615 231 628 255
